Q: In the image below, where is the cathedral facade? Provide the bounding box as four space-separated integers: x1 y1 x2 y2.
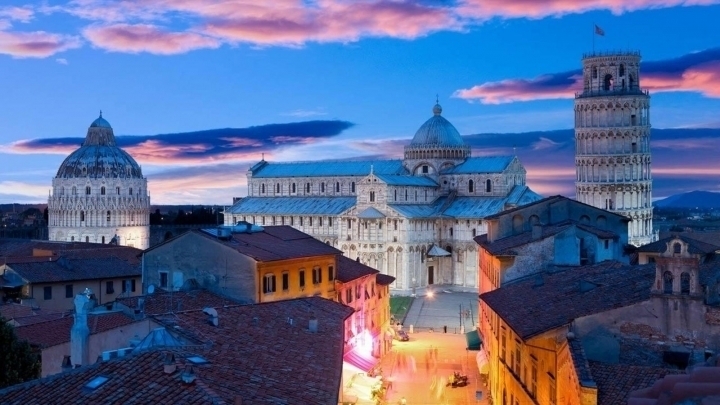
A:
574 51 655 246
48 114 151 249
225 103 542 292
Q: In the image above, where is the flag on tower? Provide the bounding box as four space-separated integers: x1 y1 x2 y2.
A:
595 25 605 36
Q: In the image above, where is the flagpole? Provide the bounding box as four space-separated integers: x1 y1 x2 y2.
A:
592 23 595 54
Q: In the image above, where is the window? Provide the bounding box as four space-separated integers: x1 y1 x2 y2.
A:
312 267 322 284
299 270 306 288
485 179 492 193
422 165 428 174
129 188 133 195
300 217 303 226
549 373 557 405
632 142 637 153
290 216 294 226
514 342 521 375
66 285 73 298
80 211 85 222
347 219 352 229
336 182 340 192
394 220 397 231
449 227 453 237
261 184 265 193
131 279 136 292
346 288 353 303
101 186 106 195
328 217 332 227
160 272 168 288
604 239 609 249
309 217 313 226
674 243 682 254
319 217 323 226
370 191 375 202
116 186 120 195
321 182 325 193
500 330 506 361
102 236 105 244
603 74 613 91
619 64 625 77
592 66 598 78
85 186 91 195
276 183 281 193
282 273 289 291
394 190 397 201
305 182 311 193
681 272 690 295
328 266 335 281
106 281 114 294
106 211 111 222
72 186 77 195
405 190 408 200
263 274 276 294
531 361 538 398
292 183 296 193
472 229 476 237
85 236 89 243
43 286 52 300
468 179 474 193
351 182 355 193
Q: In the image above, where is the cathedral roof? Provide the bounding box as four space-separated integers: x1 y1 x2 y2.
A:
55 113 143 179
226 196 356 216
374 174 438 187
440 156 515 174
407 103 466 148
250 160 407 178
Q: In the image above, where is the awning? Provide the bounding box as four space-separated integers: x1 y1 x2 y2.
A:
427 245 451 257
465 329 482 351
343 348 378 373
476 350 489 375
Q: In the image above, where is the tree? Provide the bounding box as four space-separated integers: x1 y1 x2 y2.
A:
0 317 41 388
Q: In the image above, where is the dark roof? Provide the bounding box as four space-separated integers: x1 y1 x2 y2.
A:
152 296 354 404
9 311 72 326
637 235 720 254
568 337 595 388
589 361 683 405
154 226 341 262
14 312 136 348
475 220 617 256
483 195 629 221
376 274 396 286
0 239 141 265
336 255 379 283
480 261 654 339
3 256 140 283
117 290 242 316
0 303 34 320
659 231 720 246
0 351 220 404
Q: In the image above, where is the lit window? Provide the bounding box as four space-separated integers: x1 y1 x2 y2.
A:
85 376 110 390
263 274 276 294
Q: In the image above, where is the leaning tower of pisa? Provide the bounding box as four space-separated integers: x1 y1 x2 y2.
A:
574 51 655 246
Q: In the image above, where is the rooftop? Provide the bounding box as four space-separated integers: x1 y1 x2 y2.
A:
483 194 628 221
2 256 140 284
407 103 467 149
116 290 242 316
0 239 142 265
374 174 438 187
637 234 720 255
336 255 379 283
14 312 136 348
251 159 407 178
591 361 683 405
440 156 514 174
225 196 356 216
480 260 655 339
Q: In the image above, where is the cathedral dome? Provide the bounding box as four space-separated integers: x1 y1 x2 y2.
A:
55 113 143 179
409 103 465 148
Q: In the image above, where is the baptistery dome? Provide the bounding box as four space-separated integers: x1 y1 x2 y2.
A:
404 103 471 162
48 113 150 249
56 112 143 179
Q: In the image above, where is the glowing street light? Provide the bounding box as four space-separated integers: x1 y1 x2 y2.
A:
426 290 434 299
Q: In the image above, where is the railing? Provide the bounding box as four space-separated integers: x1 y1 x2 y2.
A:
575 88 649 98
582 50 641 59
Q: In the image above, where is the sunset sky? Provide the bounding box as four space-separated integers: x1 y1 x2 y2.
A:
1 0 719 205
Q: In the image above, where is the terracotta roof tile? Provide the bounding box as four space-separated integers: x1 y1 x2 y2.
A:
0 303 34 319
117 290 241 316
475 220 618 256
14 312 136 348
3 256 139 283
589 361 682 405
637 235 720 254
480 261 654 339
568 337 595 388
336 255 379 283
0 239 141 264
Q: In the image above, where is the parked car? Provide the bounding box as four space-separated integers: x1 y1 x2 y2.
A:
395 330 409 341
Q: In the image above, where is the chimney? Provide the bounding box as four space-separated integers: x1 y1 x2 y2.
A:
181 365 196 384
71 289 93 368
163 353 177 374
309 316 318 333
532 223 542 240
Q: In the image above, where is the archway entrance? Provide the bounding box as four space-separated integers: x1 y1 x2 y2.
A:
428 266 435 285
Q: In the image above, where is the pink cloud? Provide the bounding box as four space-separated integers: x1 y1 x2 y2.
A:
83 24 220 54
457 0 720 19
0 29 82 58
455 48 720 104
0 6 34 22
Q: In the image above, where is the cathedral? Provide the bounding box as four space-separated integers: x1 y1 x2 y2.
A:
225 103 542 292
48 113 151 249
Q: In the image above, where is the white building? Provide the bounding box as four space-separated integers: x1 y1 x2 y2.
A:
574 51 655 246
225 103 542 292
48 113 150 249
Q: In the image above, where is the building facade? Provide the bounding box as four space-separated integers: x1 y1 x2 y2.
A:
226 103 542 292
48 113 150 249
574 51 654 246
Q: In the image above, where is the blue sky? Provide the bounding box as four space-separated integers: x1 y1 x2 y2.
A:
1 0 719 204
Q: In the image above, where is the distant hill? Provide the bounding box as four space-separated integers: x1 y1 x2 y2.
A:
655 191 720 209
0 203 46 213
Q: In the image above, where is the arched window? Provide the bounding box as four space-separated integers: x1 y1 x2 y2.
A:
472 229 477 237
129 188 133 195
292 183 296 193
674 243 681 254
603 74 613 91
321 182 325 193
663 271 673 294
596 215 607 226
101 186 106 195
405 190 408 200
261 184 266 194
370 191 375 202
101 236 105 244
336 182 340 192
619 64 625 77
449 227 453 237
72 187 77 195
512 214 523 234
468 179 474 193
394 190 397 201
681 272 690 295
80 211 85 222
85 186 91 195
351 182 356 193
85 236 89 243
305 182 311 193
592 66 598 79
106 211 111 222
579 215 590 224
485 179 492 193
276 183 280 193
529 215 540 226
116 187 120 195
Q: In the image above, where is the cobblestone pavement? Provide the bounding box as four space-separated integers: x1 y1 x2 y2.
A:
379 289 489 405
